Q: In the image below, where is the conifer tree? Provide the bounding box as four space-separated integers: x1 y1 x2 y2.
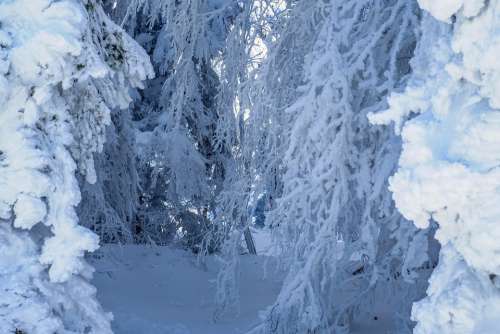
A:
0 0 152 331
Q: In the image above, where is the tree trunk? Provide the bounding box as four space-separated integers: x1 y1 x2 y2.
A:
244 227 257 255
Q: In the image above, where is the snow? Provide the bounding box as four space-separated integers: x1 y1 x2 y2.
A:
250 0 430 332
0 223 114 334
0 0 152 331
91 243 417 334
411 244 500 334
2 0 499 332
369 0 500 332
91 245 283 334
13 194 47 230
1 0 83 86
0 225 63 334
249 227 280 257
417 0 485 21
91 243 408 334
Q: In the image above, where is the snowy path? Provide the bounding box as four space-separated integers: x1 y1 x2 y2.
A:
91 245 283 334
91 241 399 334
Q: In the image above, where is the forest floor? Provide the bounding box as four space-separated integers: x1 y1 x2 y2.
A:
91 229 283 334
91 229 395 334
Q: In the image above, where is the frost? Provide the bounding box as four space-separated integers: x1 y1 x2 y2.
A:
370 0 500 332
13 194 47 230
412 245 500 334
0 0 151 332
243 0 433 332
417 0 485 21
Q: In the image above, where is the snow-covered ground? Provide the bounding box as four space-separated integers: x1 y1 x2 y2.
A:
91 243 283 334
90 227 406 334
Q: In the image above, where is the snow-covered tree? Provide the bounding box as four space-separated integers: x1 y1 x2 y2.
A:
0 0 152 331
370 0 500 332
244 0 317 213
233 0 439 332
78 109 140 243
98 0 243 249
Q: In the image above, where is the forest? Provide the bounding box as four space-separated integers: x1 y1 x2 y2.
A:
0 0 499 333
